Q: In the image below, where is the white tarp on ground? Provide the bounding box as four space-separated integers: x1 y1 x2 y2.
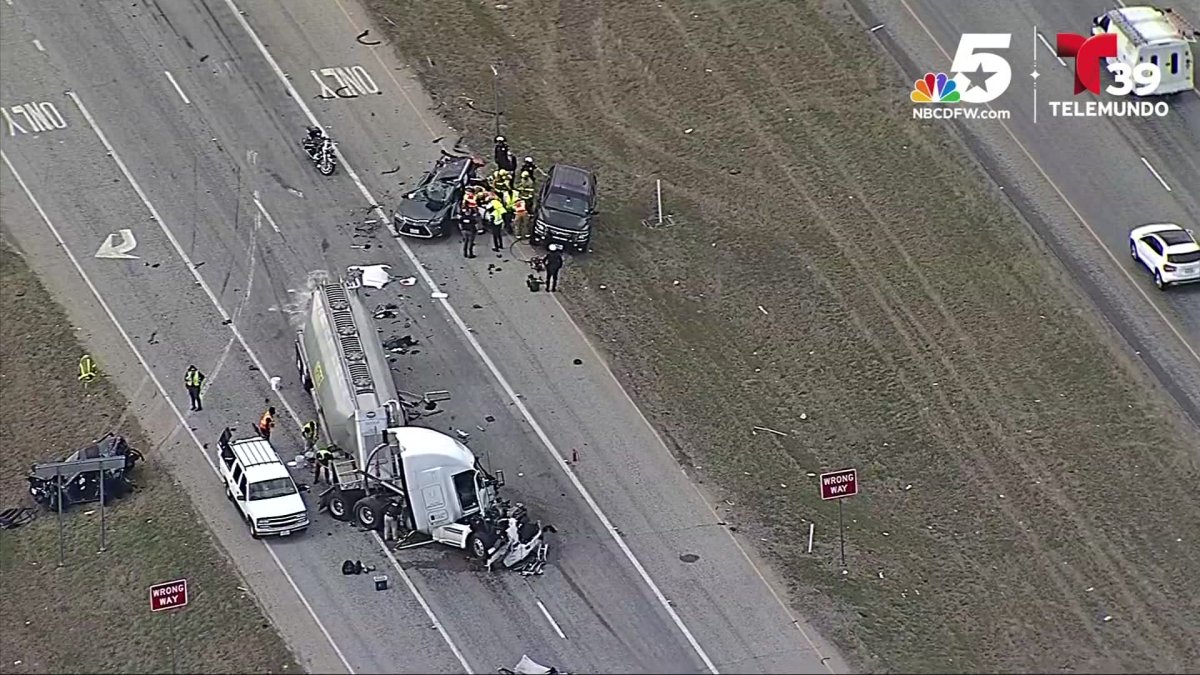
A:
510 655 557 674
347 264 392 289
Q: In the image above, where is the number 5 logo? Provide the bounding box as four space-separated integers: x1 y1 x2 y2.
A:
949 33 1013 103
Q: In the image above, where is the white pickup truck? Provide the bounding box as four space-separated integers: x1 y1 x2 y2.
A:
217 429 309 538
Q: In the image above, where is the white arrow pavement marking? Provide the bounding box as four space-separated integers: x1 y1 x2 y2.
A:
95 229 139 259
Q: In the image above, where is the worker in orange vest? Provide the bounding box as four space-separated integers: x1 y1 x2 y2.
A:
257 406 276 441
513 198 529 240
461 186 478 215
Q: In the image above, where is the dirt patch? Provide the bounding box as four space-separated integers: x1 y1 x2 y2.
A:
0 245 297 674
365 1 1200 672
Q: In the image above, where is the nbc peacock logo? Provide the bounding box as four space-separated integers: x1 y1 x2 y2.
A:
910 72 960 103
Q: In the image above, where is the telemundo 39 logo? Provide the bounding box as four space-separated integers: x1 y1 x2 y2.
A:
1051 32 1169 118
911 34 1013 121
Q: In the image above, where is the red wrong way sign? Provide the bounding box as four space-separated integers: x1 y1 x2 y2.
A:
149 578 189 612
819 468 858 500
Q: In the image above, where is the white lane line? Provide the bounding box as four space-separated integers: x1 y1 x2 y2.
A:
0 149 355 675
65 87 470 674
1140 156 1172 191
536 600 567 640
375 538 476 673
32 39 45 52
164 70 191 105
1035 32 1067 67
253 190 282 234
330 0 837 668
219 2 721 672
65 90 304 426
897 0 1200 363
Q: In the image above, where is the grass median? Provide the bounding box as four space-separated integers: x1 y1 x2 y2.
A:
0 244 297 674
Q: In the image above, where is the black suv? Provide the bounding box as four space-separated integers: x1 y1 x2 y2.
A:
531 164 597 252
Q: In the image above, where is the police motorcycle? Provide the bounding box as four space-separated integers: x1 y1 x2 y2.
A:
302 126 338 176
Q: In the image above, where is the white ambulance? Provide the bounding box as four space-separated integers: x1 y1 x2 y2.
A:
1091 6 1198 95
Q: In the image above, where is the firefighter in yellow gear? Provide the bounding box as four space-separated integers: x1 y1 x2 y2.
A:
489 168 512 193
515 168 536 202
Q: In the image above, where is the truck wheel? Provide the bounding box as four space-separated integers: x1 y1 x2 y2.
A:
353 495 385 531
327 490 350 521
468 535 487 559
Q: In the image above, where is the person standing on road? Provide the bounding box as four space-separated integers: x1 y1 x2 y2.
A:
184 365 206 411
257 406 276 441
494 136 517 173
383 498 403 541
544 244 564 292
513 198 529 240
487 194 507 251
459 214 477 258
503 189 520 235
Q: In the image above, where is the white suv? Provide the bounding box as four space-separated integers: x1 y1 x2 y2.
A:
217 429 309 538
1129 223 1200 290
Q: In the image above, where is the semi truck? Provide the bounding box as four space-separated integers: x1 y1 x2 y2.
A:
294 268 552 570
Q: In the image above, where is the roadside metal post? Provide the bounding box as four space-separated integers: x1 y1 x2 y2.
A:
150 578 188 673
490 64 502 138
819 468 859 569
655 179 663 226
837 500 846 568
55 465 65 567
34 455 129 562
169 611 178 675
98 466 107 552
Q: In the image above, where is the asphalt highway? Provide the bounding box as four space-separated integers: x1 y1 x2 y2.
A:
855 0 1200 424
0 0 846 673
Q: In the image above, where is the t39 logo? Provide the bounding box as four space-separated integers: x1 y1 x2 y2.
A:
1056 33 1162 96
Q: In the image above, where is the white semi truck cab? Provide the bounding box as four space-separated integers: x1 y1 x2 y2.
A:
295 272 548 568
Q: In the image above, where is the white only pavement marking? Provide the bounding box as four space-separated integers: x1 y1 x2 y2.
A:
1140 156 1172 192
1035 31 1067 67
165 70 190 104
375 539 476 673
65 89 471 674
1 149 356 675
32 39 45 52
164 70 191 105
65 90 304 426
253 190 282 234
896 0 1200 358
536 600 567 640
220 1 721 671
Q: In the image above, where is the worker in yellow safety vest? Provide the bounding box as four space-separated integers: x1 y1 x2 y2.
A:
487 194 507 251
78 354 98 384
503 189 521 235
184 365 206 411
